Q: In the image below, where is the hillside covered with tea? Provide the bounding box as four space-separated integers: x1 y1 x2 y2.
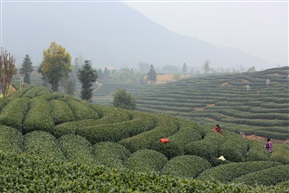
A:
0 84 289 192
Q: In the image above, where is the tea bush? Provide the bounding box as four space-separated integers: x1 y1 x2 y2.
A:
67 100 100 120
124 149 167 172
0 125 23 153
118 115 179 152
50 99 75 124
58 134 94 164
23 98 54 133
0 97 30 130
232 164 289 186
23 131 65 161
197 161 280 182
161 155 211 178
93 141 131 168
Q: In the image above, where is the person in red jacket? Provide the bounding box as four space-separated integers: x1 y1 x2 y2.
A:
214 124 223 135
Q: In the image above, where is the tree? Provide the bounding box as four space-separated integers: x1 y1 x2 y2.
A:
0 49 16 97
77 60 98 100
112 89 136 110
182 63 187 74
146 64 157 84
20 54 33 84
40 42 72 91
203 60 210 74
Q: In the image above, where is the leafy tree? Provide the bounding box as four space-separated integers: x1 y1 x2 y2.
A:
112 89 136 110
40 42 72 91
77 60 98 100
146 64 157 84
182 63 187 74
203 60 210 74
0 49 16 97
20 54 33 84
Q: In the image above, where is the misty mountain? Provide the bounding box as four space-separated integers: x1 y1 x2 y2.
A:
2 1 268 71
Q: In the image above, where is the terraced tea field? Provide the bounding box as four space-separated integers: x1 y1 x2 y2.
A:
133 66 289 141
0 85 289 191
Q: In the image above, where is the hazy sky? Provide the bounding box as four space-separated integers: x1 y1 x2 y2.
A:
123 0 288 66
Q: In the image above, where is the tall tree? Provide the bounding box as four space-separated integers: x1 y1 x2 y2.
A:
0 50 16 97
20 54 34 84
40 42 72 91
182 62 187 74
146 64 157 84
77 60 98 100
203 60 210 74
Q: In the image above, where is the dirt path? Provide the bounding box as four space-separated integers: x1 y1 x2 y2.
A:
246 135 289 145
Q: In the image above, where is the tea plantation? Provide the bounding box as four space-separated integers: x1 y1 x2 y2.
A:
132 66 289 140
0 84 289 192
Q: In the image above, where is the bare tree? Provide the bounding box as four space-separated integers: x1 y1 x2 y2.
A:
0 49 16 97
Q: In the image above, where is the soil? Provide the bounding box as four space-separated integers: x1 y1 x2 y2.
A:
246 135 289 145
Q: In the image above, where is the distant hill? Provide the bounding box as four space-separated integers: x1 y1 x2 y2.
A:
3 1 268 70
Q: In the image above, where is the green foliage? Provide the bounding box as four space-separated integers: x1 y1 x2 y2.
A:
119 115 178 152
112 89 136 110
20 54 34 84
161 155 211 178
58 134 94 164
23 131 65 160
219 131 248 162
76 113 156 143
93 142 131 168
77 60 98 100
197 161 281 182
146 64 157 83
124 149 167 172
50 99 75 124
0 125 23 153
184 129 226 160
67 100 100 120
245 140 271 161
232 164 289 186
23 98 55 133
0 97 30 130
40 42 72 91
0 151 286 193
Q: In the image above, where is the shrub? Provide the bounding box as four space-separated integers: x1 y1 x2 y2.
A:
0 125 23 153
124 149 167 172
23 131 65 161
77 113 156 144
219 131 248 162
23 98 55 133
118 115 179 152
197 161 280 182
93 142 131 168
184 129 226 159
50 99 75 124
232 164 289 186
161 155 211 178
67 100 100 120
0 97 30 130
58 134 94 164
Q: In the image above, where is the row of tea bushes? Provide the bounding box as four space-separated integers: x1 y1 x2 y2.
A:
58 134 95 164
0 97 30 130
197 161 280 182
232 164 289 186
118 114 180 152
23 131 65 161
23 98 55 133
93 142 131 168
0 125 22 153
161 155 211 178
